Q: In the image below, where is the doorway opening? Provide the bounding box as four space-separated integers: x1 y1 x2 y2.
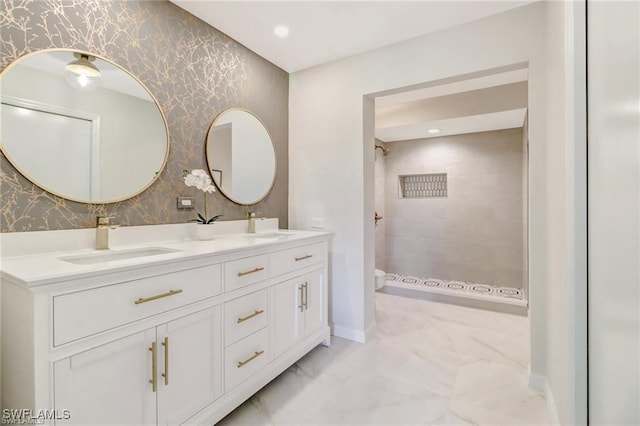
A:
368 64 530 316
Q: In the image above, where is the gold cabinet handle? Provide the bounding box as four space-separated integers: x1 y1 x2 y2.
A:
237 350 264 368
295 254 312 262
237 266 265 277
298 284 304 312
303 281 308 310
161 337 169 386
135 289 183 305
149 342 157 392
237 309 265 324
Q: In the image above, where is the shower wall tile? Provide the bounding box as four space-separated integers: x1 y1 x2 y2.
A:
493 242 525 271
492 199 524 222
0 0 288 232
383 128 525 289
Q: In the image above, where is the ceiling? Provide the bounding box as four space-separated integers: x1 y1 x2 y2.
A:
170 1 533 73
375 71 528 142
170 1 530 141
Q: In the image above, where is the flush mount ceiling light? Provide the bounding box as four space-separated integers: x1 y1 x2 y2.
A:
65 52 101 91
428 128 441 134
273 25 290 38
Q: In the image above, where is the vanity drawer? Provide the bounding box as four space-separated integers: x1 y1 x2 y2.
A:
224 328 269 392
53 264 222 346
224 254 270 291
270 242 325 277
224 289 268 347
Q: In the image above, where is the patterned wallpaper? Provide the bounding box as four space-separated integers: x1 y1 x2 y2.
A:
0 0 289 232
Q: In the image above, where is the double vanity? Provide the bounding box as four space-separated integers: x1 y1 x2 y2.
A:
0 46 316 425
1 222 331 425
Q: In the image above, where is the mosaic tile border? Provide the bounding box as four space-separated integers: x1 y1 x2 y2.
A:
384 273 527 306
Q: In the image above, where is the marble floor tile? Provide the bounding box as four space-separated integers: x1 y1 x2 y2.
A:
217 292 549 426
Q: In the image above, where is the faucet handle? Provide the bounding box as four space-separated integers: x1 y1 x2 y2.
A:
247 211 261 218
97 216 119 228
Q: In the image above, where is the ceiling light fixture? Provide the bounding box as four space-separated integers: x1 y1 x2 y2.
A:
428 128 441 134
273 25 290 38
65 52 101 91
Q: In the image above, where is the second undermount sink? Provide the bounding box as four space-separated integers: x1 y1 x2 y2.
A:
60 247 181 265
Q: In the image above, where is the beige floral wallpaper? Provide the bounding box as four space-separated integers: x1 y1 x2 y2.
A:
0 0 289 232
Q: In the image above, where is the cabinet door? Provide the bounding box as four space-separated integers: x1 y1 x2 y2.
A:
54 329 157 426
271 277 305 358
303 269 325 337
157 307 222 426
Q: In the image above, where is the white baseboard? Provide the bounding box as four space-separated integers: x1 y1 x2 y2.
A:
331 324 364 343
529 373 560 426
364 321 376 342
544 379 561 426
529 372 546 392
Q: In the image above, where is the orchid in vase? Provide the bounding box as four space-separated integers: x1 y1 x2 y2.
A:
183 169 223 224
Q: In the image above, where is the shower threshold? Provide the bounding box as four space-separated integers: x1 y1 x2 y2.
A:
383 273 527 307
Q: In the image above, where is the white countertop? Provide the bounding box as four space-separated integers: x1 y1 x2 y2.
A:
0 223 330 287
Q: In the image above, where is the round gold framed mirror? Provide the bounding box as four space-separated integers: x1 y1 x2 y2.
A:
0 48 170 204
206 108 276 205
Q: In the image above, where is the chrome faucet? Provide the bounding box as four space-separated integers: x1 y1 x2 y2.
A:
247 211 261 233
96 216 120 250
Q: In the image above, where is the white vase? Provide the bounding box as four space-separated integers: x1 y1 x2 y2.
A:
194 223 216 241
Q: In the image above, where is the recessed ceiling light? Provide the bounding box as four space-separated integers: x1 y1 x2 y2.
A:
274 25 290 38
428 128 441 134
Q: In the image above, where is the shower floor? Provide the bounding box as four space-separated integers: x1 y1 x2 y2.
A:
384 273 527 307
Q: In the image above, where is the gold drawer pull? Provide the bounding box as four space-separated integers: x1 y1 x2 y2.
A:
298 284 304 312
303 281 308 310
237 266 264 277
237 309 265 324
237 350 264 368
149 342 157 392
135 289 183 305
295 254 313 262
161 337 169 386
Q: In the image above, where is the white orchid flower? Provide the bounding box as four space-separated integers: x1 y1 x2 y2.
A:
183 168 222 225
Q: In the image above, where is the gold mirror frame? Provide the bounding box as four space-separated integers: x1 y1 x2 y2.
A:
0 48 170 204
205 108 277 206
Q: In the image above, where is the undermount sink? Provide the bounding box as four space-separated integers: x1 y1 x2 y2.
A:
60 247 181 265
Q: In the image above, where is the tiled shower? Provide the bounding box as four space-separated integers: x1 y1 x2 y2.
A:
375 127 528 308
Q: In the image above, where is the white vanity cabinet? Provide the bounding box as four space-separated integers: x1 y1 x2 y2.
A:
53 328 158 425
53 306 222 426
0 231 330 426
272 269 325 358
156 307 223 425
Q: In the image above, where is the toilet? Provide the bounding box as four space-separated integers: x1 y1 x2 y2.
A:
375 269 386 290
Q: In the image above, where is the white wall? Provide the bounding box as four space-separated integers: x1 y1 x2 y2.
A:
290 1 545 343
588 1 639 424
290 2 585 424
541 2 570 423
540 2 587 425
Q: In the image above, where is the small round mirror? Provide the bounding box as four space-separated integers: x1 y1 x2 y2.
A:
0 49 169 203
206 109 276 205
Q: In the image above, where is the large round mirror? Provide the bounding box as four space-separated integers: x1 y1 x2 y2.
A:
206 109 276 205
0 49 169 203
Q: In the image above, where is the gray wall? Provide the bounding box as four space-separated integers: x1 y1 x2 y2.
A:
0 0 288 232
384 128 525 288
